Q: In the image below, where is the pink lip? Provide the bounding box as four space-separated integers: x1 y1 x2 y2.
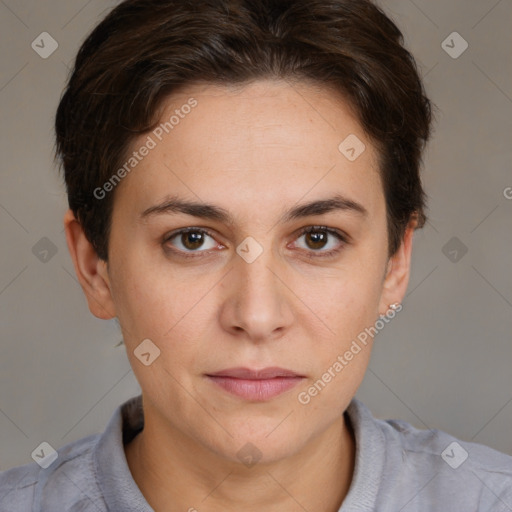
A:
206 367 305 401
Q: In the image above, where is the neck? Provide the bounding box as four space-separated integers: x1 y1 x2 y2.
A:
125 406 355 512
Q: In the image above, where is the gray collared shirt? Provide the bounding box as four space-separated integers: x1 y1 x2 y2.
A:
1 394 511 511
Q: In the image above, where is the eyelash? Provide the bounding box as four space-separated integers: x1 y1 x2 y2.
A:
163 225 348 260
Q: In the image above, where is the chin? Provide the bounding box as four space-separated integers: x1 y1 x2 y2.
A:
209 421 306 466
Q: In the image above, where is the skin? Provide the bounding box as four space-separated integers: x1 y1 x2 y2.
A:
64 79 416 512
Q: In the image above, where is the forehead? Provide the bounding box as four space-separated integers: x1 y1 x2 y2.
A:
114 79 384 225
163 79 365 155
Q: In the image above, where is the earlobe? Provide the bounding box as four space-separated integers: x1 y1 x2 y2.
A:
379 219 416 316
63 209 116 320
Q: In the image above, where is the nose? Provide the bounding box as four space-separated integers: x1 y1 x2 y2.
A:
218 244 294 343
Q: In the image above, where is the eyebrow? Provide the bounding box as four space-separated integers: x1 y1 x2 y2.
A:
140 193 368 225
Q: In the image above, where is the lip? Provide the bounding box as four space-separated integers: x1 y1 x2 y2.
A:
208 367 304 379
206 367 305 401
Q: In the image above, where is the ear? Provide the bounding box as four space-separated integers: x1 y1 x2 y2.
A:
63 209 116 320
378 217 417 316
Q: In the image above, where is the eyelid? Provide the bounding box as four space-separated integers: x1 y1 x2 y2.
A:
289 225 349 258
293 225 349 244
163 227 223 254
163 225 349 258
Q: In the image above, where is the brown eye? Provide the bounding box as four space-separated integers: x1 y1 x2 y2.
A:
181 231 206 250
165 228 218 254
303 230 329 250
293 226 347 258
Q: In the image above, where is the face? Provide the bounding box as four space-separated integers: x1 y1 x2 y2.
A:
70 79 412 465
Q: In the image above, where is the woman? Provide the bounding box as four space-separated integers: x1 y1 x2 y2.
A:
1 0 511 510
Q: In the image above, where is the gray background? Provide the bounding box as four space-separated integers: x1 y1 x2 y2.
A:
0 0 511 471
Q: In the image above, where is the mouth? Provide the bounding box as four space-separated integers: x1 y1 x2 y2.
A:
205 367 305 401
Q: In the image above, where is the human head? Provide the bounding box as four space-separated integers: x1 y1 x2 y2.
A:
55 0 432 262
58 0 433 470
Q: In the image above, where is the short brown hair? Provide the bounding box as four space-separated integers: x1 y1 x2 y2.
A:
55 0 433 261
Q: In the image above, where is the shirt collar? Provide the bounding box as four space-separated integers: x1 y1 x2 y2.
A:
340 398 386 511
93 394 385 511
93 394 153 511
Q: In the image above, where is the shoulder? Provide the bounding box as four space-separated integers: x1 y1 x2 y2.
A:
377 413 512 509
380 414 512 472
0 433 107 512
0 462 38 511
346 399 512 511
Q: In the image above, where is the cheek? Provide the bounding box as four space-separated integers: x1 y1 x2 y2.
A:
107 254 171 346
311 263 386 340
295 247 386 381
109 249 217 371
